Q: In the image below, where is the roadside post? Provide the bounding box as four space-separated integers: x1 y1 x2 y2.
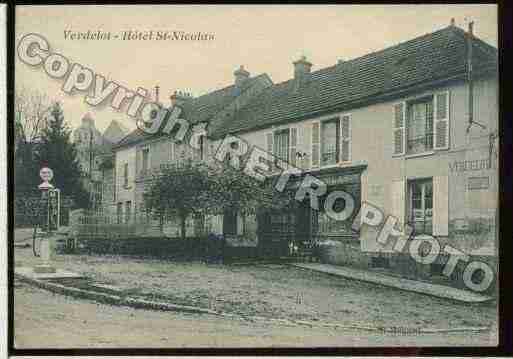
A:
34 167 58 274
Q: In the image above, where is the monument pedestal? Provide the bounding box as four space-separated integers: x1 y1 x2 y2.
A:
34 237 56 273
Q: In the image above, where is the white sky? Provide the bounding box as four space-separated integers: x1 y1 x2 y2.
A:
15 4 498 133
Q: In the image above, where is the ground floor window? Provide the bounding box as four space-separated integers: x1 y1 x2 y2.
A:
125 201 132 224
116 202 123 224
408 178 433 235
223 210 237 235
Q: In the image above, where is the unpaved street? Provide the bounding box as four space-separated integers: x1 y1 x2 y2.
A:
14 283 497 348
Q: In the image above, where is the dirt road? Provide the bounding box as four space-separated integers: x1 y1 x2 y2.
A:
14 283 497 348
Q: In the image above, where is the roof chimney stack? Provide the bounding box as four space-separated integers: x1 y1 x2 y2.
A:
155 85 160 103
234 65 250 87
468 21 474 36
293 55 312 79
450 18 455 27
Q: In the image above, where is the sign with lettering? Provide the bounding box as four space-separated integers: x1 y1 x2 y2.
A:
468 177 490 190
449 159 494 173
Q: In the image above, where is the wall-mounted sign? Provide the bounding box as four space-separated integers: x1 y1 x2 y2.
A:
449 159 494 173
468 176 490 190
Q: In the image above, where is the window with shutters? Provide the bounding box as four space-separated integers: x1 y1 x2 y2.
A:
321 119 339 166
407 179 433 235
274 129 290 162
406 96 434 154
394 91 449 156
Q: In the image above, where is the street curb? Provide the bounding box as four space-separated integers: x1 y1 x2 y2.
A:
14 273 491 334
290 263 493 303
14 273 219 316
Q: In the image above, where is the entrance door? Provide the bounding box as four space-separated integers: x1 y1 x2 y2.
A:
295 202 311 244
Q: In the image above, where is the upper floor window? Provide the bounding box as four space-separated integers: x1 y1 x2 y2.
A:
267 128 298 170
311 114 351 168
394 91 449 156
321 119 339 166
274 129 290 162
407 96 434 154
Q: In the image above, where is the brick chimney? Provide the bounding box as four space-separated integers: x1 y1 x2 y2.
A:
154 85 160 103
170 90 193 107
234 65 250 87
293 55 312 79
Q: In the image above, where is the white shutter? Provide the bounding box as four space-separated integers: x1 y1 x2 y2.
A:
434 91 450 150
393 102 406 155
289 127 298 167
169 141 174 162
391 180 406 226
311 121 320 168
266 131 274 171
236 213 244 235
340 115 351 162
433 175 449 236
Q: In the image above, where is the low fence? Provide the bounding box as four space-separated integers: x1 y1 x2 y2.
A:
15 193 73 228
69 211 230 261
79 236 222 261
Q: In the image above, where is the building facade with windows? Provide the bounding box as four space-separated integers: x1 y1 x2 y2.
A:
103 23 497 288
107 68 273 236
207 23 498 287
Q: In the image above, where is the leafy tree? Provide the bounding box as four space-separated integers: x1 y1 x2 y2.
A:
208 162 295 216
143 160 214 240
144 158 295 239
34 102 90 208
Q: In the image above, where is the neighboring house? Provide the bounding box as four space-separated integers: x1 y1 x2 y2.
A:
74 114 128 211
108 66 273 234
103 120 129 144
208 23 498 286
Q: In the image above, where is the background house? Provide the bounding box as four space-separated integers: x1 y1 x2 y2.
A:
73 113 128 211
107 67 273 236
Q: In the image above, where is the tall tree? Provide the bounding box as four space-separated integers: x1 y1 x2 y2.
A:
14 87 50 195
34 102 89 208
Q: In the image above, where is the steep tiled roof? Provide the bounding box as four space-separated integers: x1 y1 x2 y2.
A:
114 74 270 148
211 25 497 137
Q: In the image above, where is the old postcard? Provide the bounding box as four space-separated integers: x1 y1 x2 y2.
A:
12 4 499 350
